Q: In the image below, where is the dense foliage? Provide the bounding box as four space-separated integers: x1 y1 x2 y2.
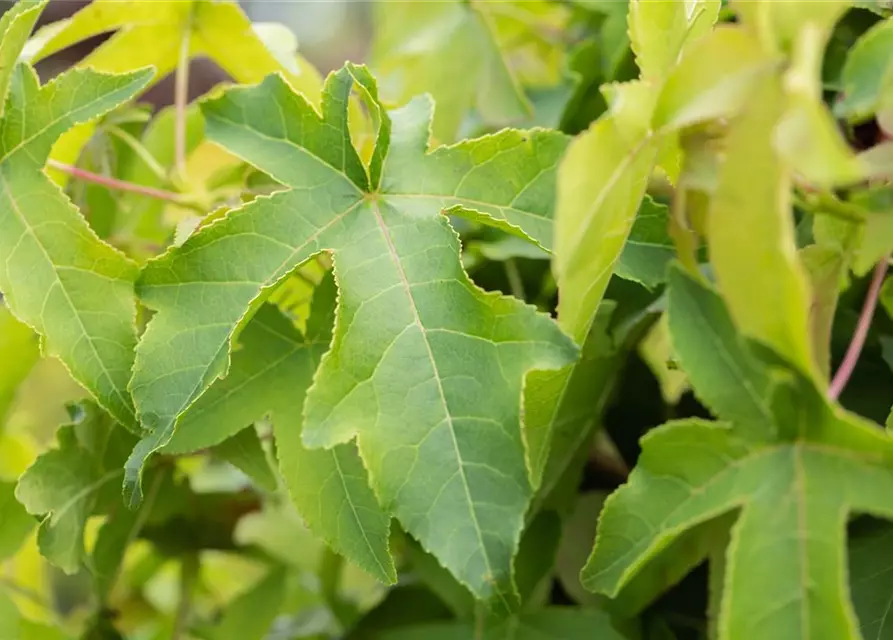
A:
1 0 893 638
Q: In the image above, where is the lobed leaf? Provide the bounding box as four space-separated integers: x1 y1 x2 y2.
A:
129 64 577 604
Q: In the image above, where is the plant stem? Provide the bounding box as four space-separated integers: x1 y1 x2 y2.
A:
47 159 189 204
174 12 192 181
829 258 889 400
504 258 525 300
171 553 199 640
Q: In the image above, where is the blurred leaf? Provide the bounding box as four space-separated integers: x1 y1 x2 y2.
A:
638 315 689 405
615 197 674 289
556 492 607 607
706 76 816 378
211 428 277 493
0 305 39 424
372 1 567 141
15 402 136 573
835 18 893 123
0 480 33 560
208 567 286 640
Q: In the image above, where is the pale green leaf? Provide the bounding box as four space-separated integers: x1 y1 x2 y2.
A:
706 76 816 378
652 27 773 131
162 279 395 584
835 18 893 123
378 608 629 640
800 244 849 380
0 480 33 560
0 63 152 429
583 411 893 638
372 1 567 141
615 196 674 289
0 0 46 120
628 0 720 81
15 402 135 573
130 64 577 604
554 80 658 342
0 304 39 423
666 265 776 441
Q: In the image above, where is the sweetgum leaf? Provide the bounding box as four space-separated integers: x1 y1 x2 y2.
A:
15 402 136 574
849 521 893 639
615 196 674 289
0 63 152 429
130 64 576 603
372 0 567 142
0 0 45 119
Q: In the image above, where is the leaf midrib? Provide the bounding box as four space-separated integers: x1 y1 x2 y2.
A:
370 200 506 605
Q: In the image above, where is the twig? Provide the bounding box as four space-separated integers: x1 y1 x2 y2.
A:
174 11 193 180
171 553 199 640
829 258 889 399
47 160 187 204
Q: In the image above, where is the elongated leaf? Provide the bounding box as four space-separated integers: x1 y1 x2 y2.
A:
707 76 816 377
615 197 674 289
162 279 395 583
583 413 893 638
15 402 136 573
554 80 658 342
0 63 152 429
666 266 776 441
131 64 576 602
849 520 893 639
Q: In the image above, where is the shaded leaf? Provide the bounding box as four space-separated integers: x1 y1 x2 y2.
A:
0 479 33 560
849 520 893 639
835 18 893 123
209 568 286 640
211 428 277 493
615 197 674 289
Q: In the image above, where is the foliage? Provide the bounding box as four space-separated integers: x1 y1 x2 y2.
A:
0 0 892 638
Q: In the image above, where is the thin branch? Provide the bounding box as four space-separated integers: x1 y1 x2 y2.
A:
174 11 193 180
47 159 189 204
829 258 889 400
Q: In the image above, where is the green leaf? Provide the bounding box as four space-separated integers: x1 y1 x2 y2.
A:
524 302 619 496
209 568 286 640
554 80 658 342
130 64 577 605
666 266 776 441
583 411 893 637
0 304 39 423
615 196 674 289
162 277 395 584
849 520 893 639
706 76 816 378
0 0 46 119
628 0 720 81
211 428 277 493
15 402 135 573
0 591 69 640
0 63 152 429
835 18 893 123
0 479 33 560
378 608 630 640
372 1 566 142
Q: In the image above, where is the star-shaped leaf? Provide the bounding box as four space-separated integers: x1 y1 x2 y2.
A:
583 267 893 638
128 63 577 605
15 402 136 574
162 275 396 584
0 44 152 429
